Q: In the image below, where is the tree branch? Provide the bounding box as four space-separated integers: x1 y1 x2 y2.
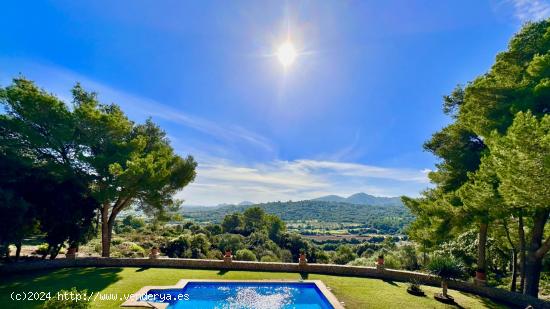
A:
535 235 550 259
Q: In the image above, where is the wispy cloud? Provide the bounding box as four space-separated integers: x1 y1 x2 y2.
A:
1 59 431 206
0 59 276 159
178 158 430 205
506 0 550 22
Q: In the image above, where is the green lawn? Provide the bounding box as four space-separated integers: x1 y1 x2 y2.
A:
0 267 508 308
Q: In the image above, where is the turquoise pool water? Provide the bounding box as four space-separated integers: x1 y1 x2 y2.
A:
142 282 334 309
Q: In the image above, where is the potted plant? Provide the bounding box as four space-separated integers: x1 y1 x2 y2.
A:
406 279 425 296
224 248 233 262
376 254 385 270
299 250 307 265
427 255 465 304
66 245 78 259
151 246 159 255
225 249 232 257
475 268 487 284
149 246 160 259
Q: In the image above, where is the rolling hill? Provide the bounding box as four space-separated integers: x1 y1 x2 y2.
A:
182 196 412 233
313 192 403 206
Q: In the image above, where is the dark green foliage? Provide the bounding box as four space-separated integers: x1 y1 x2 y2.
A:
427 255 466 280
42 287 91 309
215 233 245 253
242 207 266 234
190 233 211 259
0 77 197 257
235 249 257 261
222 213 243 233
0 153 97 259
122 215 145 230
405 20 550 297
186 200 412 233
162 235 191 258
333 245 358 265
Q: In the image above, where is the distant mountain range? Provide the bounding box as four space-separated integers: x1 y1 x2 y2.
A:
313 193 403 207
237 201 254 206
186 193 403 208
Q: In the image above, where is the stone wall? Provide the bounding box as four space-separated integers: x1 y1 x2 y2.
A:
1 257 548 308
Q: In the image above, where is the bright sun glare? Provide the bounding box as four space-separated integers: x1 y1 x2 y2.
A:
277 41 297 67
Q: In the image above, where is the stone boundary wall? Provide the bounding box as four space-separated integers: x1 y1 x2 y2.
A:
1 257 548 308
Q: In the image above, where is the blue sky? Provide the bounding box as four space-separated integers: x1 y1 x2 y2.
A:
1 0 549 205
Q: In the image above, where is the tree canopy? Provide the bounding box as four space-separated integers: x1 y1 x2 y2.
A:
0 77 197 257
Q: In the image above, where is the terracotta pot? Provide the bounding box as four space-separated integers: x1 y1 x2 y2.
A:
475 270 486 281
67 247 77 255
377 257 384 265
151 248 159 255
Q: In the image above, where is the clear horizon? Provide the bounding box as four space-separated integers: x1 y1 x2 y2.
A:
1 1 548 205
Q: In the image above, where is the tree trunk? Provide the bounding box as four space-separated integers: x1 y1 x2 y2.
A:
49 244 60 259
41 244 50 259
518 214 526 292
101 204 111 257
502 220 517 292
523 209 549 297
524 253 543 297
101 198 129 257
441 279 448 298
510 249 518 292
15 241 22 261
477 222 488 273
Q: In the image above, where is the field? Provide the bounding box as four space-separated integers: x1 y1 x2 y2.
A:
0 267 508 309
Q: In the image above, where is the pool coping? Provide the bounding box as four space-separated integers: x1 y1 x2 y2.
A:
120 279 344 309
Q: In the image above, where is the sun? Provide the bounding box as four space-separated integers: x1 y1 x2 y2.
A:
276 41 297 67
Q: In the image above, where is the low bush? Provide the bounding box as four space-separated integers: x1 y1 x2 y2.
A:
113 242 146 258
42 287 90 309
235 249 257 261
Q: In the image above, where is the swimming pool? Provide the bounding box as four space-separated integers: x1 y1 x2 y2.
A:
123 280 342 309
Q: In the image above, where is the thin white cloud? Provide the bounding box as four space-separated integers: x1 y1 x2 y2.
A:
178 158 430 205
1 59 430 206
0 59 276 158
507 0 550 21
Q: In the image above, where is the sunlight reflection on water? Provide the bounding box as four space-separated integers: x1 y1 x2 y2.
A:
219 287 292 309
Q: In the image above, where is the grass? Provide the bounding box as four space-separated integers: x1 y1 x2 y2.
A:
0 267 509 308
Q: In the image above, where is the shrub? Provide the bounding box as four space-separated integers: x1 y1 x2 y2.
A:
34 243 49 255
162 235 192 258
407 279 425 296
427 255 465 299
347 257 371 266
115 242 146 258
260 253 280 262
122 215 145 229
111 238 123 246
94 242 102 254
427 255 465 280
42 287 90 309
279 249 293 262
361 248 375 258
190 233 211 259
216 233 244 253
314 249 331 264
398 245 419 270
383 254 402 269
235 249 257 261
332 245 357 265
207 250 223 260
